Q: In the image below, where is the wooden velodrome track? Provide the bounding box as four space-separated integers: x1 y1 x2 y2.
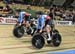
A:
0 25 75 54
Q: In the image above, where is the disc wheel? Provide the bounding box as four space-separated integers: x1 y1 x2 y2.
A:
52 33 62 47
13 26 25 38
32 34 45 49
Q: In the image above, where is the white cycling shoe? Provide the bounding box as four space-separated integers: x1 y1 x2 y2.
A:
47 33 52 41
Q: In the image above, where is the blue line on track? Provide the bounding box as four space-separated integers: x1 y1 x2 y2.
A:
48 50 75 54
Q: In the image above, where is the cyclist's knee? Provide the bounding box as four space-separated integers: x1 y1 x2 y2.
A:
45 25 51 33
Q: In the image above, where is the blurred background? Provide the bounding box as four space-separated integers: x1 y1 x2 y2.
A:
0 0 75 24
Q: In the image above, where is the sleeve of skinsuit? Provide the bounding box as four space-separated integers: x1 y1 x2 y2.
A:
40 15 45 29
37 18 40 29
18 12 25 23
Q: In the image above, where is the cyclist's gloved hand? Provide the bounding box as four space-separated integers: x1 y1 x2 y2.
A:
18 23 21 26
39 29 42 33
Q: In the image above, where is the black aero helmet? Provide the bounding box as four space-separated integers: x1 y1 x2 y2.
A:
36 11 44 15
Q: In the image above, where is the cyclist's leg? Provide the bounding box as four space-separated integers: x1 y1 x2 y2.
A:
22 19 26 25
45 24 52 41
25 21 30 28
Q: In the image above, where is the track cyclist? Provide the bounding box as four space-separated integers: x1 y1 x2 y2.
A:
17 11 31 27
36 11 52 42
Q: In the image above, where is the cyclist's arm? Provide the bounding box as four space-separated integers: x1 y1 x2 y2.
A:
40 16 45 29
18 12 24 24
